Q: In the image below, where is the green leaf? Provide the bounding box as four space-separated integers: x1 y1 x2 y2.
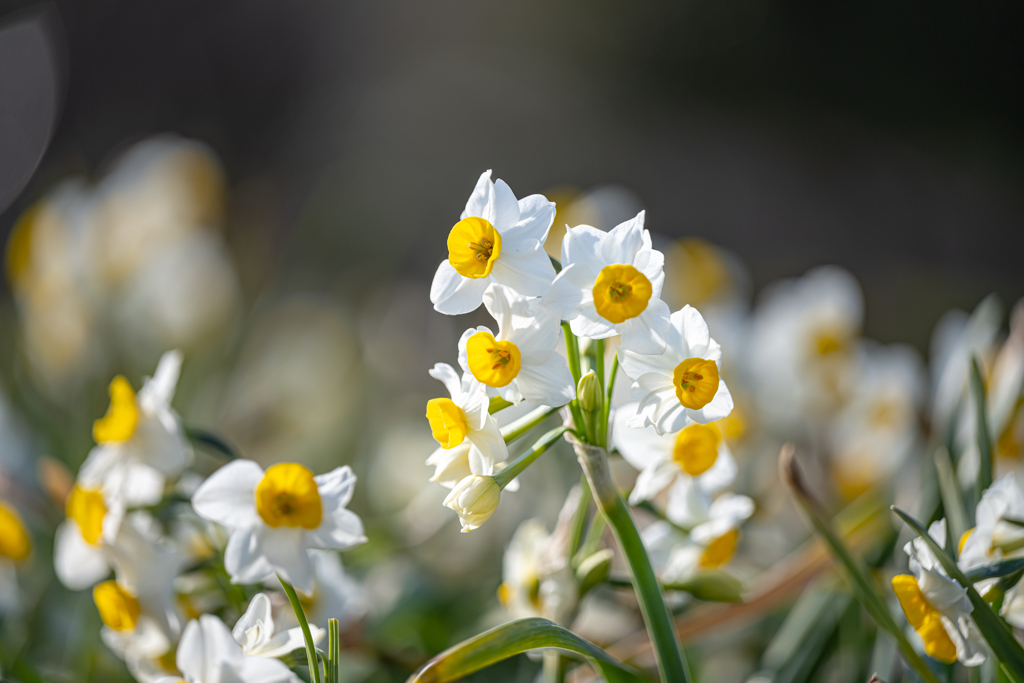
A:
406 618 648 683
965 559 1024 583
935 445 969 547
186 427 238 459
576 549 613 598
779 447 940 683
892 507 1024 680
971 356 995 496
664 572 744 603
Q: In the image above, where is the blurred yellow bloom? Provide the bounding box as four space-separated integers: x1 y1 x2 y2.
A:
673 423 722 477
664 238 730 308
447 216 502 279
66 485 107 546
0 502 31 562
92 376 139 444
699 529 739 569
4 202 38 291
93 580 141 632
255 463 323 529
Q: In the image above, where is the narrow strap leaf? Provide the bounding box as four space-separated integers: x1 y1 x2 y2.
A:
406 618 647 683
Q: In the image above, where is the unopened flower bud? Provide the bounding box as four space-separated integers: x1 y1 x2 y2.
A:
443 475 500 532
577 370 602 413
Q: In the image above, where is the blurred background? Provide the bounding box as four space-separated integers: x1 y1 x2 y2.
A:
0 0 1022 681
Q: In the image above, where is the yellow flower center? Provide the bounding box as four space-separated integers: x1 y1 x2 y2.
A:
811 327 849 358
426 398 469 449
892 574 958 664
699 529 739 568
959 528 975 556
157 648 180 674
5 203 39 290
447 216 503 279
0 502 31 561
465 331 521 388
66 485 107 546
673 358 720 410
592 264 652 324
255 463 323 529
93 580 141 632
672 423 722 476
93 376 139 444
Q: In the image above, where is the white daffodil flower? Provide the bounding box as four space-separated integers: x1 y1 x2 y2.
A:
658 484 753 580
425 362 508 488
54 482 124 590
541 211 671 355
829 342 924 500
892 519 986 666
746 266 863 425
153 614 297 683
613 403 736 506
191 460 367 593
618 306 733 435
79 350 192 508
499 518 577 625
274 551 368 633
957 473 1024 627
457 283 575 407
430 170 556 315
233 593 324 659
0 501 31 614
94 513 186 682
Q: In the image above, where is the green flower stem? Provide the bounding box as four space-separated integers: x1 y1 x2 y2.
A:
567 476 592 562
493 426 568 489
971 356 994 497
572 437 690 683
279 575 322 683
489 396 514 414
327 618 340 683
562 323 590 441
594 339 606 395
601 356 618 448
501 406 559 444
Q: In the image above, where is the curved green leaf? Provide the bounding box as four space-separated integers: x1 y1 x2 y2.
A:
892 507 1024 679
965 558 1024 583
406 618 648 683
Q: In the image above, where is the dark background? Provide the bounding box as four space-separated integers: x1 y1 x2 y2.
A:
2 0 1022 350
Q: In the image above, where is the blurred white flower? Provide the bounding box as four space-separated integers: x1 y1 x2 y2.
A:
79 351 191 508
542 211 670 355
155 613 297 683
747 266 863 426
233 593 323 658
425 362 507 488
618 306 733 435
658 487 753 580
499 518 576 625
613 405 736 506
192 460 366 593
54 483 122 590
829 343 924 500
431 170 556 315
457 283 574 407
0 501 31 614
893 519 985 666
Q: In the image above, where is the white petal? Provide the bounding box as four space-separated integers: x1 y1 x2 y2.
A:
491 178 522 230
612 406 675 470
490 246 556 297
138 350 183 413
632 246 665 299
233 593 274 650
629 461 679 504
461 170 493 220
224 528 276 586
617 298 670 355
514 355 576 406
465 422 508 469
192 460 263 529
665 477 711 528
570 307 617 340
618 347 678 382
600 211 645 265
540 265 586 321
696 441 737 495
688 380 734 423
675 306 712 358
429 260 489 315
306 507 367 554
561 224 607 268
258 527 315 594
503 194 555 245
54 522 111 590
237 655 299 683
482 283 516 337
200 613 246 671
314 466 357 511
426 442 473 488
176 619 205 681
250 625 321 658
428 363 463 401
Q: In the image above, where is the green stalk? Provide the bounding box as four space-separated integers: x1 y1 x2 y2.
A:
562 323 589 441
327 618 340 683
493 426 568 489
594 339 606 395
279 575 322 683
489 396 514 414
501 406 559 444
971 356 994 496
573 438 690 683
567 476 592 563
601 356 618 448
